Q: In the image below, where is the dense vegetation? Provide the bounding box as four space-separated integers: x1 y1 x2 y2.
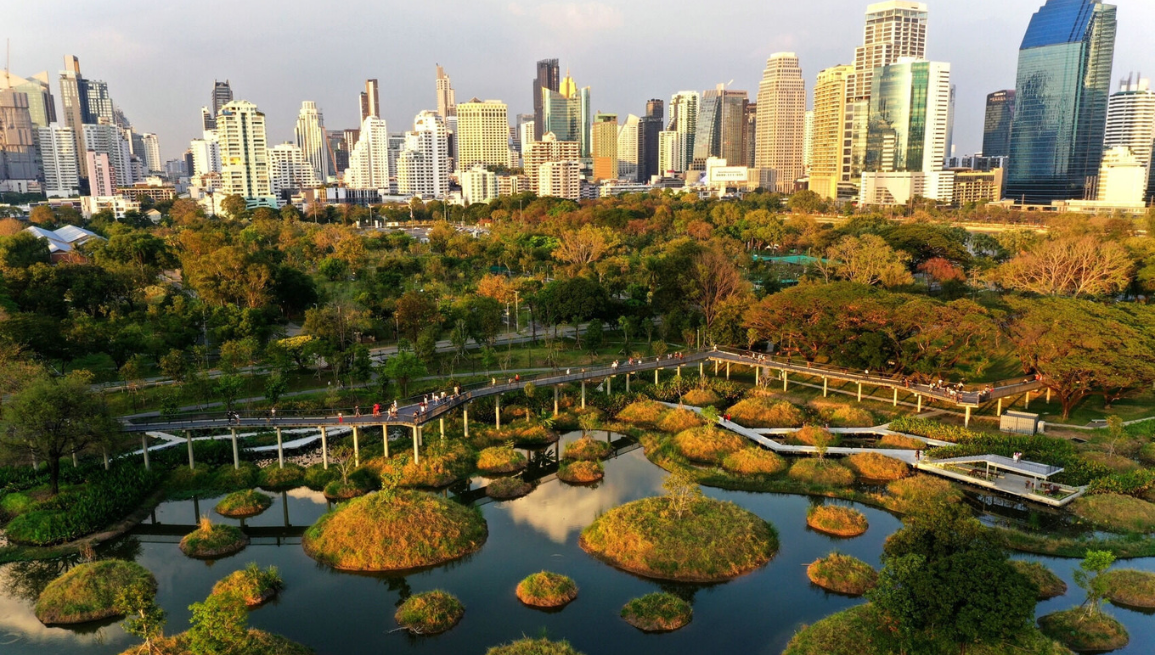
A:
35 560 154 625
515 571 578 608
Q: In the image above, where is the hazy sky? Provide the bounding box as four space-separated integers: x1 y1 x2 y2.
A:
7 0 1154 161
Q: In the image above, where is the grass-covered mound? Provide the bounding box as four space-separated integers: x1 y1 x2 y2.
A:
34 560 155 625
878 433 925 450
807 553 878 596
1012 561 1068 600
1038 608 1129 652
372 440 477 488
487 477 533 500
485 638 584 655
1080 452 1140 474
790 426 842 448
807 505 868 537
394 590 464 635
557 460 604 485
477 446 528 474
1071 493 1155 533
516 571 578 608
211 563 283 607
809 401 876 428
617 400 670 427
564 436 614 461
1102 569 1155 608
883 475 963 513
475 424 560 448
844 453 909 482
722 448 788 475
303 490 486 571
789 459 856 487
727 397 805 428
258 463 306 490
180 517 249 558
215 489 273 518
682 388 720 406
620 592 692 632
117 630 314 655
580 496 778 582
657 407 707 433
672 426 747 464
323 477 369 501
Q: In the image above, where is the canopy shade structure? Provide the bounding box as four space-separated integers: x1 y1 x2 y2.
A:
933 454 1063 479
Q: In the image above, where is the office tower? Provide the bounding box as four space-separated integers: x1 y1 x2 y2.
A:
982 90 1015 158
330 130 353 175
538 160 581 200
617 114 639 181
190 136 221 176
865 60 952 173
512 113 534 153
346 116 391 190
295 101 333 183
201 107 215 132
638 112 663 183
138 133 161 173
691 84 749 170
59 55 110 177
83 123 133 186
658 131 682 174
945 84 957 163
211 81 233 123
37 124 79 197
524 132 580 192
84 82 115 126
849 2 929 177
754 53 806 191
0 90 39 186
456 99 511 170
360 79 380 122
810 65 855 199
667 91 699 173
0 72 56 127
542 73 582 143
462 166 499 204
1006 0 1116 203
268 143 317 197
436 66 456 118
592 113 619 180
802 110 814 173
533 59 560 141
579 86 592 158
746 103 758 170
86 152 116 196
398 111 450 198
1104 75 1155 200
216 100 273 203
646 99 664 120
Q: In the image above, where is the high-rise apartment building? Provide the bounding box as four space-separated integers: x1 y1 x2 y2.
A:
592 113 619 181
0 90 39 186
638 108 664 183
360 79 380 122
86 151 116 197
216 100 274 204
346 117 391 190
190 136 221 176
295 101 333 183
617 114 639 181
456 99 510 171
533 59 560 141
37 123 79 197
982 90 1015 158
268 143 317 197
658 131 683 175
667 91 699 173
524 132 580 192
1103 75 1155 201
809 65 856 200
802 110 814 173
692 85 748 170
137 133 161 173
538 160 581 201
436 66 456 118
211 81 233 121
1007 0 1116 203
83 123 134 186
0 72 56 127
397 111 450 198
755 52 807 192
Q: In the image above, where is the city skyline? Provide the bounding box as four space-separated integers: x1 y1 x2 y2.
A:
8 0 1154 162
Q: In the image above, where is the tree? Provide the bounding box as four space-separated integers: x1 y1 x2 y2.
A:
688 248 750 338
159 349 188 383
824 234 913 287
220 194 247 220
0 232 51 271
116 579 166 655
384 350 427 397
0 372 117 495
584 319 604 352
264 373 288 407
214 374 244 413
1074 550 1116 617
187 591 250 655
29 205 55 225
662 468 703 520
999 236 1133 298
554 224 619 269
394 291 439 343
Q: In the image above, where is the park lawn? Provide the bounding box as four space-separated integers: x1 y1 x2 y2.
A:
1036 390 1155 426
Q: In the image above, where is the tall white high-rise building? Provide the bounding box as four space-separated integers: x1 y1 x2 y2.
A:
36 123 79 197
397 111 450 198
658 131 683 174
755 52 807 192
461 165 498 204
617 114 640 181
346 116 392 190
217 100 273 203
268 143 317 197
1104 76 1155 201
455 99 510 171
190 136 221 176
668 91 699 173
82 123 133 186
138 133 161 173
294 101 333 183
436 65 456 118
802 109 814 173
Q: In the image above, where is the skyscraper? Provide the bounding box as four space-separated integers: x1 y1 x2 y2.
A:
295 101 333 183
532 59 560 141
360 79 380 122
579 86 592 158
982 90 1015 159
346 116 391 191
810 65 857 199
456 99 511 171
0 90 39 186
216 100 273 204
139 133 162 173
59 55 115 177
658 131 683 175
1006 0 1116 203
83 123 133 186
691 85 748 170
268 143 317 197
86 151 116 197
398 111 450 198
592 113 619 181
617 114 639 181
436 66 456 118
668 91 699 173
755 52 807 192
542 71 582 143
0 72 56 127
802 110 814 174
638 101 664 182
1104 75 1155 201
212 81 233 120
189 136 221 176
36 123 79 197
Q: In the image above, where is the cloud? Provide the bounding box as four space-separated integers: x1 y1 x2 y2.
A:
506 2 526 16
534 2 624 32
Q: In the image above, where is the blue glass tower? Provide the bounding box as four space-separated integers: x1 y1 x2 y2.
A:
1005 0 1116 204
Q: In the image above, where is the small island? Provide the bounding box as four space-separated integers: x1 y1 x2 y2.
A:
564 436 614 461
722 448 788 475
1038 608 1129 652
806 505 869 538
394 590 464 635
215 489 273 518
557 460 604 484
477 446 528 474
807 553 878 596
487 477 533 500
516 571 578 608
485 638 584 655
672 426 746 464
35 560 155 625
1011 561 1067 600
211 563 283 607
620 592 693 632
180 517 250 559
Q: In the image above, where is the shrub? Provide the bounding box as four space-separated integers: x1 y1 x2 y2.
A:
1139 442 1155 466
485 638 584 655
656 408 707 433
215 490 273 517
721 448 787 475
620 592 692 632
1011 561 1067 600
487 477 533 500
888 417 982 443
884 475 963 513
806 553 877 596
1071 494 1155 533
616 400 669 427
516 572 578 608
394 590 464 635
180 516 249 558
323 479 367 500
788 460 855 487
682 388 719 406
258 464 306 490
212 563 283 607
672 426 747 464
564 437 613 461
474 424 559 448
212 464 259 491
727 398 805 428
790 426 841 448
35 560 155 625
878 433 924 450
166 465 215 492
1087 468 1155 497
807 505 868 537
477 446 528 474
557 460 604 485
844 453 909 481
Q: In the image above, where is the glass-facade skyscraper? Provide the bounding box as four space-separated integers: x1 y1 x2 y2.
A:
982 90 1016 158
864 60 953 174
1006 0 1117 204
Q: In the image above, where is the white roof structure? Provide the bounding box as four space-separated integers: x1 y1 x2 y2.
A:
24 224 103 254
933 455 1064 479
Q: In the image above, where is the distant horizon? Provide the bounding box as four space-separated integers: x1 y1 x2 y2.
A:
8 0 1154 163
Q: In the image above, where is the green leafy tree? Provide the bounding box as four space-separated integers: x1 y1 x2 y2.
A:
578 412 599 438
220 194 247 220
584 319 604 352
264 373 288 407
214 374 245 413
384 350 427 398
662 467 703 519
187 591 250 655
116 579 166 655
159 349 188 383
1074 550 1116 617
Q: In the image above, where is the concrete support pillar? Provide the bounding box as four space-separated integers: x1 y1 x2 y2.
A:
726 361 731 380
917 395 922 413
965 406 972 427
320 427 329 470
714 360 719 377
142 435 150 471
463 405 469 438
496 396 502 429
412 426 420 464
996 398 1003 416
103 447 109 470
581 381 586 409
1025 392 1031 410
654 369 659 385
783 371 788 391
1046 387 1051 403
186 431 194 470
677 365 682 378
626 373 630 393
231 428 240 469
440 418 445 442
857 382 863 402
276 428 284 469
893 388 898 407
755 367 760 386
553 387 559 416
607 376 612 395
823 378 828 397
353 426 360 467
382 425 390 458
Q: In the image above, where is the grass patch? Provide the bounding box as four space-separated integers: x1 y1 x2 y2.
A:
180 516 249 558
212 563 283 607
879 433 925 450
215 490 273 518
1011 561 1068 600
485 638 584 655
487 477 533 500
34 560 154 625
807 552 878 596
722 448 788 475
303 490 486 571
1102 569 1155 609
788 459 855 487
564 437 614 461
1038 608 1129 652
1079 452 1140 474
394 590 464 635
258 464 306 490
117 630 313 655
657 408 707 433
789 426 842 448
1139 443 1155 466
580 496 778 582
682 388 720 406
1070 493 1155 533
516 571 578 608
844 453 909 482
672 426 747 464
809 400 875 428
727 397 805 428
807 505 869 537
557 460 604 485
474 424 559 449
370 440 477 488
477 446 528 474
617 400 670 427
323 478 368 500
620 592 692 632
883 475 963 514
